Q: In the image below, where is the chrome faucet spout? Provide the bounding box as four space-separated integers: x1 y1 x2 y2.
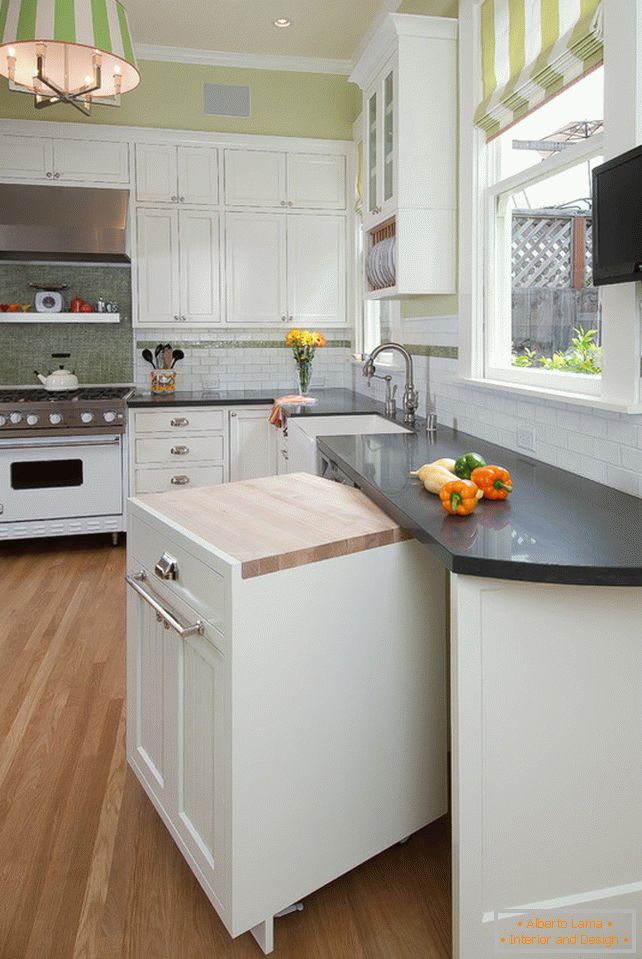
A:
362 342 419 426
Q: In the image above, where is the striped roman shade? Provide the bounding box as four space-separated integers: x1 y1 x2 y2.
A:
474 0 603 140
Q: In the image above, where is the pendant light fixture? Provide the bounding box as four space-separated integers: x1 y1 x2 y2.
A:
0 0 140 116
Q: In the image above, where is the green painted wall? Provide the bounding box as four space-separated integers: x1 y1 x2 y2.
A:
0 60 361 140
402 294 459 318
396 0 458 18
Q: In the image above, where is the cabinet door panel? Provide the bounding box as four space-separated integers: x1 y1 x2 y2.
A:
136 209 180 325
224 150 286 207
287 214 346 327
287 154 346 210
225 213 287 324
127 594 176 809
229 409 278 481
178 146 219 205
177 632 226 895
136 144 178 202
53 139 129 183
0 135 52 179
179 211 220 324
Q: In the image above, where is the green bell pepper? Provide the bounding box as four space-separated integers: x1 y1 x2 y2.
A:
454 451 487 480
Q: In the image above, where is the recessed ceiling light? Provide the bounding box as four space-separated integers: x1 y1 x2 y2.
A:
273 18 291 28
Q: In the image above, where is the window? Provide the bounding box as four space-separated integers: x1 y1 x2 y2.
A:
460 0 642 408
486 70 604 394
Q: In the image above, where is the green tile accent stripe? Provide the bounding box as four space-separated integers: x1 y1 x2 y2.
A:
405 344 458 360
136 339 352 350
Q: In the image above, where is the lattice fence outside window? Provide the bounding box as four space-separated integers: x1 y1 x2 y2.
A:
512 211 593 290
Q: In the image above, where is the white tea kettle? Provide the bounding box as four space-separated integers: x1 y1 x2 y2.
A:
35 354 79 391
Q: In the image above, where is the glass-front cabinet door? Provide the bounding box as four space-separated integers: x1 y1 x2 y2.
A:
363 58 396 228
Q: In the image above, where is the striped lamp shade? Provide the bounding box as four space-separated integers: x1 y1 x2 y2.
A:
0 0 139 102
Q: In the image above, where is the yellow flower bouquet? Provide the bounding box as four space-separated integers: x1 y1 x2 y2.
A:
285 328 327 395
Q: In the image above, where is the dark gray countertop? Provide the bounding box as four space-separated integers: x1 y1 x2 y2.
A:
127 387 400 416
317 427 642 587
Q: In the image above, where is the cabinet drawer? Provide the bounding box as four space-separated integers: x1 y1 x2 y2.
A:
128 514 225 630
135 435 224 465
134 409 225 434
135 465 225 494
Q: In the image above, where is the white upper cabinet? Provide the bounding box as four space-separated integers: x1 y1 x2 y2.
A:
0 134 129 184
287 214 346 327
286 154 346 210
350 13 457 297
179 211 220 325
136 143 219 205
225 149 346 210
225 212 287 324
226 211 347 326
136 208 181 325
224 150 286 208
136 207 220 326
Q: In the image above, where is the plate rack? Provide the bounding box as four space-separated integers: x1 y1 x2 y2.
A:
365 216 396 295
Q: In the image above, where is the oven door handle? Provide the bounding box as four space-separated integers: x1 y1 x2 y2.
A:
126 571 205 638
0 438 121 450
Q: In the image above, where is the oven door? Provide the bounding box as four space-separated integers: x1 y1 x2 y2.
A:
0 435 122 523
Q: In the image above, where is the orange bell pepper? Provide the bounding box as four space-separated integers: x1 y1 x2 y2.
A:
470 465 513 500
439 479 479 516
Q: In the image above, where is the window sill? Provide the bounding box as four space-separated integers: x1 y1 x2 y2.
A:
458 376 642 414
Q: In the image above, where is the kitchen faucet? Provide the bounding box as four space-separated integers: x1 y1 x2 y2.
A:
362 342 419 426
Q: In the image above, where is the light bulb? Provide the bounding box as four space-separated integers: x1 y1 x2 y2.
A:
113 64 121 75
84 75 92 84
7 47 15 57
273 18 291 27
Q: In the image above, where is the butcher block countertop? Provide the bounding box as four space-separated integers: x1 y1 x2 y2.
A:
136 472 412 578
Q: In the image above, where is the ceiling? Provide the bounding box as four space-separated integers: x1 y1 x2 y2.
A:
126 0 390 64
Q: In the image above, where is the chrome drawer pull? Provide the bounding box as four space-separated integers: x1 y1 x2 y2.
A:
171 475 190 485
170 445 189 455
126 571 204 638
170 417 189 427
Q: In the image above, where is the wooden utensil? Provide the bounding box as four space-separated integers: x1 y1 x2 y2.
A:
163 345 173 370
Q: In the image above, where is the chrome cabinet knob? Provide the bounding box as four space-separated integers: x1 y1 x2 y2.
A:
170 445 189 455
179 196 185 202
170 417 189 427
46 171 53 178
171 195 178 202
54 172 61 179
281 315 287 322
280 200 287 207
170 475 190 485
287 201 293 207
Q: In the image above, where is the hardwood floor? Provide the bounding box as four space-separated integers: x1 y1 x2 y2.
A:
0 536 451 959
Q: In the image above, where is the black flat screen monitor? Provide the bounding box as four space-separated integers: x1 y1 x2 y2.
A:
592 144 642 286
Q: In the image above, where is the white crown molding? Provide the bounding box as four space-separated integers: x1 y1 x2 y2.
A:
135 43 352 76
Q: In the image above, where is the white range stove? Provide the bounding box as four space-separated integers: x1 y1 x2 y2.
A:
0 386 134 544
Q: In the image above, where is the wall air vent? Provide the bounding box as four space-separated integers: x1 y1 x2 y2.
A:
203 83 251 117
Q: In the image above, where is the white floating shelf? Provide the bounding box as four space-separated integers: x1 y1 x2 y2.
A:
0 312 120 324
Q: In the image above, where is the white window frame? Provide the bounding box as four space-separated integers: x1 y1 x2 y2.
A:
459 0 642 412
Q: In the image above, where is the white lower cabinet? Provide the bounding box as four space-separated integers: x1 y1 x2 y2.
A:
126 502 447 954
229 408 278 481
130 406 277 494
130 407 227 495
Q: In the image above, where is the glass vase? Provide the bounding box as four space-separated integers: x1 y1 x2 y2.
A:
296 360 313 395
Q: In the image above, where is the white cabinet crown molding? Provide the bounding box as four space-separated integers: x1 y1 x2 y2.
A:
350 12 457 89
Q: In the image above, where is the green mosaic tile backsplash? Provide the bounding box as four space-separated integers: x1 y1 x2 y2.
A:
0 264 133 385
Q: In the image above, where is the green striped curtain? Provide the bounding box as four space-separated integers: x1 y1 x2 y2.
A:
474 0 603 140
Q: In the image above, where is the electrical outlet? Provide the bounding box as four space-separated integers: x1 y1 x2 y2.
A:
517 427 536 452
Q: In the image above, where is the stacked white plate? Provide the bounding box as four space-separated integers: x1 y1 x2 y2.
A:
366 237 396 290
